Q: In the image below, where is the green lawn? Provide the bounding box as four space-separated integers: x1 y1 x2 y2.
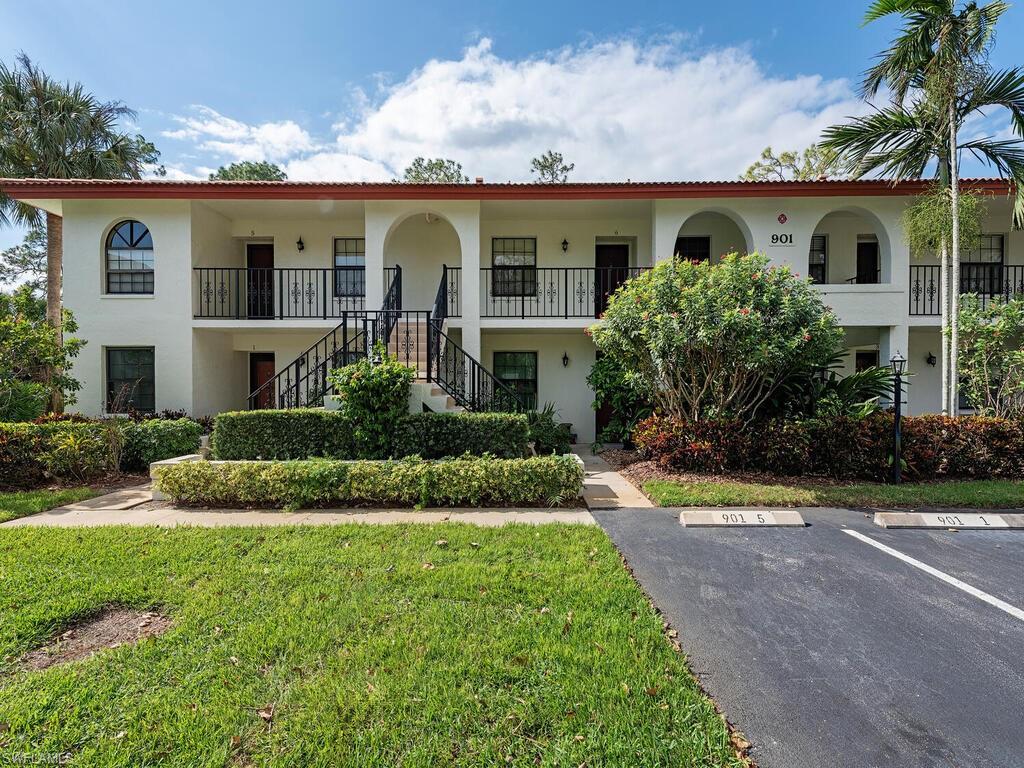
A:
0 525 744 767
644 478 1024 508
0 487 96 524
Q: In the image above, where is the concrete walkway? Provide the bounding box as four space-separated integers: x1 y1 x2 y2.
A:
1 485 595 528
573 446 653 509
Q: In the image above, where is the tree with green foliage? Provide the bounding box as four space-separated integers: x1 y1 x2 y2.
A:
0 286 84 420
740 145 840 181
0 224 45 296
399 157 469 183
957 295 1024 419
530 150 574 183
589 253 843 424
586 354 652 444
0 53 162 410
822 0 1024 416
208 161 287 181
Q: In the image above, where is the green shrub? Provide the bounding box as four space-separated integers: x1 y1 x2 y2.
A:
0 421 117 487
0 381 49 422
393 412 529 458
122 419 203 470
327 352 415 458
211 410 354 460
634 413 1024 481
154 455 584 509
215 409 531 461
39 429 109 482
527 403 572 455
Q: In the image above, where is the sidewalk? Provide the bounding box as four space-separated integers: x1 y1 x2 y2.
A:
0 486 596 528
574 446 654 510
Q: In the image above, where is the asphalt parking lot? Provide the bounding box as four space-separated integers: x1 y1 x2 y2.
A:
594 508 1024 768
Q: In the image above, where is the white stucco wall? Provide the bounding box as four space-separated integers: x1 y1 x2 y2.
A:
480 330 597 443
384 214 461 311
62 199 194 415
51 191 962 422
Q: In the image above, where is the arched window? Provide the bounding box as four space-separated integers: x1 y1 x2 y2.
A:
106 220 153 294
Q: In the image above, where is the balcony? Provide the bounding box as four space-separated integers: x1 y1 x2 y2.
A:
909 264 1024 316
193 267 396 320
445 266 652 319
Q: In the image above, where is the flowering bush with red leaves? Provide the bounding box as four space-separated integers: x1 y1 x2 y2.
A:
634 413 1024 481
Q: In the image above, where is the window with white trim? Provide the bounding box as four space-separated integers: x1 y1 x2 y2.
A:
106 220 153 294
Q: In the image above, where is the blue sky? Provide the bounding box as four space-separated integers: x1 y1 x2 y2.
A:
3 0 1024 249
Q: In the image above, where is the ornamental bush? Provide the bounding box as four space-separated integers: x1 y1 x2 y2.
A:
121 419 203 470
634 413 1024 481
0 421 113 487
153 455 584 509
393 412 529 458
213 410 531 460
211 410 354 460
0 418 203 487
590 253 843 423
327 352 415 459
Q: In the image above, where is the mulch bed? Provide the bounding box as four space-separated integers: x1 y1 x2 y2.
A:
19 607 171 672
600 448 857 491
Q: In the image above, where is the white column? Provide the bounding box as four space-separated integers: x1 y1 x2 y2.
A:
456 202 482 361
880 323 910 406
363 203 388 310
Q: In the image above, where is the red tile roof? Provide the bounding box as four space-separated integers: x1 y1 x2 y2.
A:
0 177 1013 200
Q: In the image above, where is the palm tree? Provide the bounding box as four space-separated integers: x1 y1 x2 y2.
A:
0 53 160 410
823 0 1024 415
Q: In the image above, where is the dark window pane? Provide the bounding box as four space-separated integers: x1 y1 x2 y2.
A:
494 351 537 410
492 238 537 297
808 234 827 284
333 238 366 297
675 236 710 262
106 220 154 294
106 347 155 413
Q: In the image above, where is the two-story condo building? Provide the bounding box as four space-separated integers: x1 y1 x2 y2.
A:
2 177 1021 442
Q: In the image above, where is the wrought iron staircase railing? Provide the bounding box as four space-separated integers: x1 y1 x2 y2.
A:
247 267 402 409
246 264 523 413
428 265 526 412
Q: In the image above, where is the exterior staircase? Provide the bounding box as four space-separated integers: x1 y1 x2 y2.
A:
247 264 525 413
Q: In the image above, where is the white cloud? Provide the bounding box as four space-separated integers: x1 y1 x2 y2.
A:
163 37 868 181
162 105 316 164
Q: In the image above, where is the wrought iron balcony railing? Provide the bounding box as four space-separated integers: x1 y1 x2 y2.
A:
194 267 399 320
909 264 1024 316
477 266 652 319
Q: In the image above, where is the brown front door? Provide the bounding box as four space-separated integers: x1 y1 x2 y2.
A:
595 243 630 317
249 352 276 409
247 243 275 318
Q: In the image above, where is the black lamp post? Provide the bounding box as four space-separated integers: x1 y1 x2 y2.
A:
889 352 907 484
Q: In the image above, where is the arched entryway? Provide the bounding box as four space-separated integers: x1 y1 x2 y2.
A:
383 212 462 311
674 210 752 263
809 208 892 285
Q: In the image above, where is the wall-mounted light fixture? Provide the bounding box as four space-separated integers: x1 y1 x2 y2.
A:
561 238 569 253
296 237 305 252
562 352 570 368
926 352 937 367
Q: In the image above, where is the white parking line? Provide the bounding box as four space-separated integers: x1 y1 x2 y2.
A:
843 529 1024 623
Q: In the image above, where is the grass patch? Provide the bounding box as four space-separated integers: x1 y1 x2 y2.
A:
644 478 1024 508
0 525 743 767
0 487 96 523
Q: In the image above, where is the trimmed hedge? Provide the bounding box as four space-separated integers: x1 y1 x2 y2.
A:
154 455 584 509
393 412 529 458
633 413 1024 481
0 418 202 488
211 410 354 460
212 410 530 460
122 419 204 470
